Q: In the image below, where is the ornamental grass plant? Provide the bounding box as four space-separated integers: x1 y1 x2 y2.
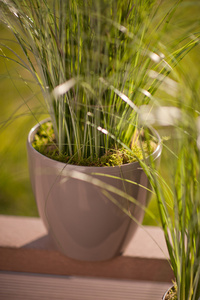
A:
1 0 199 165
146 77 200 299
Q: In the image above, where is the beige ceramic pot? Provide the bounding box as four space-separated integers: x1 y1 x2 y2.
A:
27 119 162 261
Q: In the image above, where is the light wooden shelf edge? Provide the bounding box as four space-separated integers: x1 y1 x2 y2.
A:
0 215 174 282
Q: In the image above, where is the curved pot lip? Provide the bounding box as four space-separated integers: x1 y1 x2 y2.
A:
27 118 162 171
162 285 174 300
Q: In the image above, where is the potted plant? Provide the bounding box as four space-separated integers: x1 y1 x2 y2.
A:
148 88 200 299
0 0 198 261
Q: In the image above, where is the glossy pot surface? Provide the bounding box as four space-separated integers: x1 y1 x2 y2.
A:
27 119 162 261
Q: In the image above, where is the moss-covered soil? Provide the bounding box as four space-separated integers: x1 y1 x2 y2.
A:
32 121 157 167
164 284 177 300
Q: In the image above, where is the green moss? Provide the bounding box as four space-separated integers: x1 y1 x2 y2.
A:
32 122 157 166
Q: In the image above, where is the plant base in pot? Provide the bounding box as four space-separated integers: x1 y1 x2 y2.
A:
162 285 177 300
27 119 162 261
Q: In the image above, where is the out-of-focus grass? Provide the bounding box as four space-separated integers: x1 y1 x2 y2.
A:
142 0 200 225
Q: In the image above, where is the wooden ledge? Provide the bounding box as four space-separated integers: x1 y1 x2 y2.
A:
0 271 171 300
0 215 174 282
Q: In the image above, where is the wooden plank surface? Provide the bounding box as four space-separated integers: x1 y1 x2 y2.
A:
0 271 171 300
0 215 174 282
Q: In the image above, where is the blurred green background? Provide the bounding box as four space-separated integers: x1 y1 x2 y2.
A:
0 0 200 225
0 25 46 217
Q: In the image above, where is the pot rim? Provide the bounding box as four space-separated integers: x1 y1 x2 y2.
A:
162 285 174 300
27 118 162 170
